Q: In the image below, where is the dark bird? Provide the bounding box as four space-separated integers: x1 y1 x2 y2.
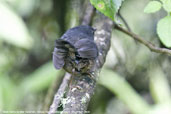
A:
53 25 98 75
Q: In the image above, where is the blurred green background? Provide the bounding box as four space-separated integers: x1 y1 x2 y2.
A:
0 0 171 114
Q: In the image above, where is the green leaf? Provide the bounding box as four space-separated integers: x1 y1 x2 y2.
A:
99 68 150 114
113 0 125 11
0 2 33 49
144 1 162 13
157 16 171 47
90 0 124 21
161 0 171 12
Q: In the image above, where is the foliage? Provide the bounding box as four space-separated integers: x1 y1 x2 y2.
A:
20 62 61 93
161 0 171 12
0 0 60 110
157 16 171 47
99 68 150 114
0 62 62 110
144 0 171 47
90 0 124 21
144 1 162 13
90 0 171 113
0 1 33 49
99 67 171 114
91 0 171 47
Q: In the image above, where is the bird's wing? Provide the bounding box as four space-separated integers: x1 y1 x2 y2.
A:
53 39 76 69
74 39 98 59
55 39 76 52
53 48 65 69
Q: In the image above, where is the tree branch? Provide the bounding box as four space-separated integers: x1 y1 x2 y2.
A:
43 72 64 111
115 24 171 56
81 2 95 25
118 10 131 32
62 13 113 114
48 73 71 114
48 1 97 114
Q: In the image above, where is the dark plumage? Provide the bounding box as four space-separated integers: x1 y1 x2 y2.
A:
53 25 98 75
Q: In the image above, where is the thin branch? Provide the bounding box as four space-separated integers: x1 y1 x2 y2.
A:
115 24 171 56
48 73 71 114
118 10 131 32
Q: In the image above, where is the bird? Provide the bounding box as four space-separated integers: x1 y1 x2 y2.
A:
52 25 98 76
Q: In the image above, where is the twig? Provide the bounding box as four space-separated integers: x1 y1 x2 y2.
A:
62 14 113 113
115 24 171 56
48 73 71 114
118 10 131 32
